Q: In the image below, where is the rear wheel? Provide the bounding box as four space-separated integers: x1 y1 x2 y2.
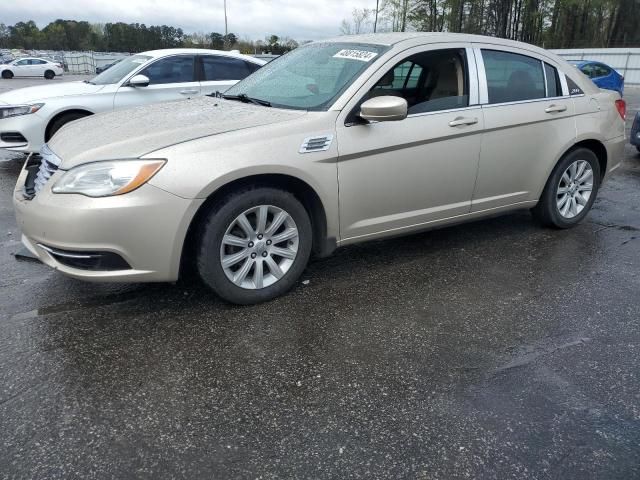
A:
46 112 90 141
197 187 312 304
1 70 13 79
44 70 55 80
532 148 601 228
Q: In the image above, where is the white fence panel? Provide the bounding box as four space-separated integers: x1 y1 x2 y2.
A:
552 48 640 85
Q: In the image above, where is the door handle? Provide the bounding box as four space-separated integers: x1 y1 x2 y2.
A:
448 117 478 127
545 104 567 113
180 89 199 95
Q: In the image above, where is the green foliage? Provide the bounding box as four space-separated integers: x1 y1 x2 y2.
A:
1 19 301 54
371 0 639 47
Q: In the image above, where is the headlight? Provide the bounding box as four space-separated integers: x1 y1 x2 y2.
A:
52 159 166 197
0 103 44 119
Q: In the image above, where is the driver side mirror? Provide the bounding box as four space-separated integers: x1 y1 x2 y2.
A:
127 74 150 87
359 96 408 122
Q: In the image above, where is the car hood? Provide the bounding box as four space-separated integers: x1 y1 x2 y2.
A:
48 96 307 168
0 81 105 105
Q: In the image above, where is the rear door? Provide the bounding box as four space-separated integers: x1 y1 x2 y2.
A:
113 54 200 110
198 55 262 96
471 46 575 212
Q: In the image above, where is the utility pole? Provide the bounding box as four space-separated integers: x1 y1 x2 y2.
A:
374 0 379 33
224 0 228 36
224 0 228 49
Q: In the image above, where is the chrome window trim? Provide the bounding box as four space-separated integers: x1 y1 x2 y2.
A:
481 95 570 109
559 71 570 96
407 104 481 119
473 48 489 104
541 60 549 97
465 46 479 105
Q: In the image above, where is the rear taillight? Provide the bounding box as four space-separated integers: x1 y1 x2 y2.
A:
615 99 626 120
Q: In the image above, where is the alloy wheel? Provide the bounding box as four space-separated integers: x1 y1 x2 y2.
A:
219 205 299 289
556 159 593 219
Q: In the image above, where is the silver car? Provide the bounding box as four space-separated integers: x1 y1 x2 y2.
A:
14 33 626 304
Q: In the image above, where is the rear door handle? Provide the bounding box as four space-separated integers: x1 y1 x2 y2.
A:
545 104 567 113
180 89 199 95
448 117 478 127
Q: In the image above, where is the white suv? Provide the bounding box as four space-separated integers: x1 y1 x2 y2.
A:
0 49 265 152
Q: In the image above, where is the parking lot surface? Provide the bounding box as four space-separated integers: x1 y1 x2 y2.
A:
1 77 639 479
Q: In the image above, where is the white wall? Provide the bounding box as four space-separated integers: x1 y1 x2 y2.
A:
552 48 640 85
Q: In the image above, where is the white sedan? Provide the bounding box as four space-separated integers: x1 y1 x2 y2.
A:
0 48 265 153
1 57 64 80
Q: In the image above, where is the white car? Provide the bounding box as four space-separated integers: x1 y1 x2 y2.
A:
0 49 265 153
1 57 64 80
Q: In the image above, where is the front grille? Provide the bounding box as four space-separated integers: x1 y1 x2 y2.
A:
0 132 27 143
33 144 62 195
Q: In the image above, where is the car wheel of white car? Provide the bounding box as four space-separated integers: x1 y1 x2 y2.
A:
197 187 312 305
532 147 601 228
1 70 13 79
44 70 55 80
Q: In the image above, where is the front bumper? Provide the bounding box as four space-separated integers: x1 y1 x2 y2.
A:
13 163 204 282
0 111 47 152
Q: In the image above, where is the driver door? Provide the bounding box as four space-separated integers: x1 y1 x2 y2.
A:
336 44 484 242
113 54 200 110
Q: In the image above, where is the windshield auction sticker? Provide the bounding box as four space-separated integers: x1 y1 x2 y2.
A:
333 49 378 62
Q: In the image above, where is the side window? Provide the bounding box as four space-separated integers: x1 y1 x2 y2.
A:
580 64 596 78
544 63 562 97
566 76 584 96
15 59 29 66
140 56 195 85
202 56 253 81
245 61 262 74
367 48 468 115
594 64 611 77
482 49 545 104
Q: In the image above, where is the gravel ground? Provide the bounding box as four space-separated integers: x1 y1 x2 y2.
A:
0 77 639 479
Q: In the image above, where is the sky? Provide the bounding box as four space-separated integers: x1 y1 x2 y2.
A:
1 0 376 41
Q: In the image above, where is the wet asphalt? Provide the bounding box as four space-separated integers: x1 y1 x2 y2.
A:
0 78 639 479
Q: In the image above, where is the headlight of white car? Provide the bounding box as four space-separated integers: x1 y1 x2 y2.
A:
52 159 166 197
0 103 44 119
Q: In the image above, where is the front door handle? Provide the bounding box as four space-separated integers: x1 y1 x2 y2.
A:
545 104 567 113
448 117 478 127
180 89 199 95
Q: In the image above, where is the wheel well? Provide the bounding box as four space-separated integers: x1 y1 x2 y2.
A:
180 174 332 276
571 139 607 179
45 109 93 141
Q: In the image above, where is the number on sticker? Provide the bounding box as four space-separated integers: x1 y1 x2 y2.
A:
333 49 378 62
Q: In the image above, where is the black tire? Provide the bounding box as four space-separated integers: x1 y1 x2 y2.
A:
197 187 312 305
1 70 13 79
532 147 601 228
44 70 55 80
46 112 90 141
636 146 640 154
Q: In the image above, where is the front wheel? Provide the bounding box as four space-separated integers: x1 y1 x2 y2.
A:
532 148 601 228
1 70 13 79
197 187 312 304
44 70 55 80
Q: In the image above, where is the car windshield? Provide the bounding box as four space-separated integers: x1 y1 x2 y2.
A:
225 42 389 111
89 55 151 85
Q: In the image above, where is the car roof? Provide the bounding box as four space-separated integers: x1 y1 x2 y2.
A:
322 32 558 58
140 48 265 64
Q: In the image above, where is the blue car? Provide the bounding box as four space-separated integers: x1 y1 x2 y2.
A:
631 112 640 153
569 60 624 97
